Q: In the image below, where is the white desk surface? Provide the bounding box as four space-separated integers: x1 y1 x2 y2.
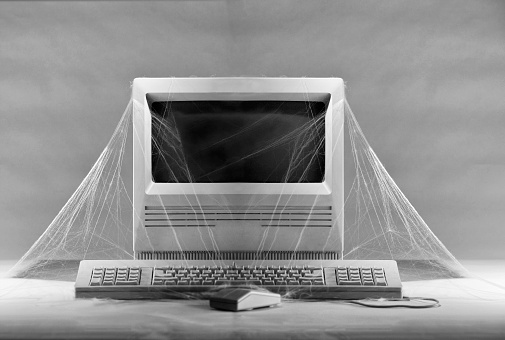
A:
0 260 504 340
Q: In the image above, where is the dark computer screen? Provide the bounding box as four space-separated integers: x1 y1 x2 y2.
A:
150 100 326 183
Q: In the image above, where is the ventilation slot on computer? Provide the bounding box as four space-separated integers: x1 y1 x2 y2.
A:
143 205 333 228
136 250 339 261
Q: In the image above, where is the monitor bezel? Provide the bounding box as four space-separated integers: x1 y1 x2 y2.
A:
132 77 344 196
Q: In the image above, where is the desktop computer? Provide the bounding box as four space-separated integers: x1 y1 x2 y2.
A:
75 77 402 299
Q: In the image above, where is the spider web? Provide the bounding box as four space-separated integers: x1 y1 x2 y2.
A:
6 89 467 284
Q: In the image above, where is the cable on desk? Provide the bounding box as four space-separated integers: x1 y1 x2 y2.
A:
347 296 440 309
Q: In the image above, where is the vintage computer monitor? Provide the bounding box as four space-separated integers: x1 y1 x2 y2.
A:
131 78 345 262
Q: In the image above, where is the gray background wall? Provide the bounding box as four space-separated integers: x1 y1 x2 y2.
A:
1 0 504 260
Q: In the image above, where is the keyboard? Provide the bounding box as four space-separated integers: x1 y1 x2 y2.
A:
75 260 402 300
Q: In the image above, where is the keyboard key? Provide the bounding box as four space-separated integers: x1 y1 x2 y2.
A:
115 280 134 285
215 280 262 286
375 278 387 286
338 280 362 286
89 278 102 286
303 276 323 282
304 270 323 277
322 268 336 286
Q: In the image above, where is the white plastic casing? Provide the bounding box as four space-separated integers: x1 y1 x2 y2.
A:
132 78 344 258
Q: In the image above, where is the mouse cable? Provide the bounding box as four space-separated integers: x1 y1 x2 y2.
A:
347 296 440 309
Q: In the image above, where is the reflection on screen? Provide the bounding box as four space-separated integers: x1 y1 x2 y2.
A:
150 100 326 183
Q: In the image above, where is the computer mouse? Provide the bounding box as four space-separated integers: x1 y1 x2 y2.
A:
209 288 281 312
